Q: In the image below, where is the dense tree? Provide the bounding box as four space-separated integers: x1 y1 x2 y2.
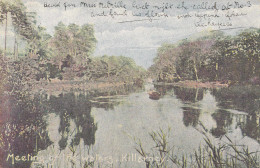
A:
26 26 52 60
0 1 9 59
0 0 40 60
51 22 97 69
149 39 214 82
176 39 214 81
149 44 180 82
88 55 145 82
149 28 260 84
207 28 259 82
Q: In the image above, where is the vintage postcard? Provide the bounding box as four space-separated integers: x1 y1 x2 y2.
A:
0 0 259 167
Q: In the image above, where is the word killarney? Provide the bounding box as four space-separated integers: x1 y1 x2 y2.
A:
6 153 167 166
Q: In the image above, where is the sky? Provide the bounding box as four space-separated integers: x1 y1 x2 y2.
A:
1 0 260 68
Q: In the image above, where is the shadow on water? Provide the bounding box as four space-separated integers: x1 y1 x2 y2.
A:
173 87 204 103
182 107 200 127
211 109 233 137
211 86 260 115
240 113 260 142
48 93 97 150
0 84 144 168
155 85 205 127
211 86 260 141
154 85 260 141
173 87 204 127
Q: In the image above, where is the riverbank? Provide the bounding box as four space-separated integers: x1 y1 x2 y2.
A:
28 78 258 96
154 80 229 88
30 79 227 95
29 78 141 95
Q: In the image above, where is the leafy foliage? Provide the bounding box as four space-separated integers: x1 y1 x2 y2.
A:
0 0 145 91
51 22 97 68
89 55 145 81
149 29 260 84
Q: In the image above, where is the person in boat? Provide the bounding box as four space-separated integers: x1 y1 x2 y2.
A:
148 90 160 100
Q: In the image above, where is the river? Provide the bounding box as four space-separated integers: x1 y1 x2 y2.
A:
1 84 260 168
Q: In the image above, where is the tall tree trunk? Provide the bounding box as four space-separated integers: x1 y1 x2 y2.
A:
193 61 199 81
59 61 62 70
16 41 19 59
215 62 218 80
4 12 8 60
108 65 110 78
195 88 198 101
13 34 16 60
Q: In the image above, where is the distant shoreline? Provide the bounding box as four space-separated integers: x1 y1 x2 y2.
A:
153 80 229 88
31 79 227 93
30 79 136 94
28 78 258 95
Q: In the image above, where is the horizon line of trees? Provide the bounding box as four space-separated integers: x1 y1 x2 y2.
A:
149 28 260 85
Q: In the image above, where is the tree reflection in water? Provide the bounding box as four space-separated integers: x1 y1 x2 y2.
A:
0 84 143 168
173 86 204 127
0 84 259 167
173 87 204 103
211 109 233 137
48 93 97 150
155 85 260 142
212 86 260 142
0 93 52 168
182 107 200 127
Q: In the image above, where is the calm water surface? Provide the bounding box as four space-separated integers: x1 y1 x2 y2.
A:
1 84 260 168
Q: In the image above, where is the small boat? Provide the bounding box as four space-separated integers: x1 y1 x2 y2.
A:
148 91 160 100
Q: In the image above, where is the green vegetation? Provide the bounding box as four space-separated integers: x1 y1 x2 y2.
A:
0 0 145 94
88 55 145 82
51 22 97 68
133 128 260 168
149 29 260 85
